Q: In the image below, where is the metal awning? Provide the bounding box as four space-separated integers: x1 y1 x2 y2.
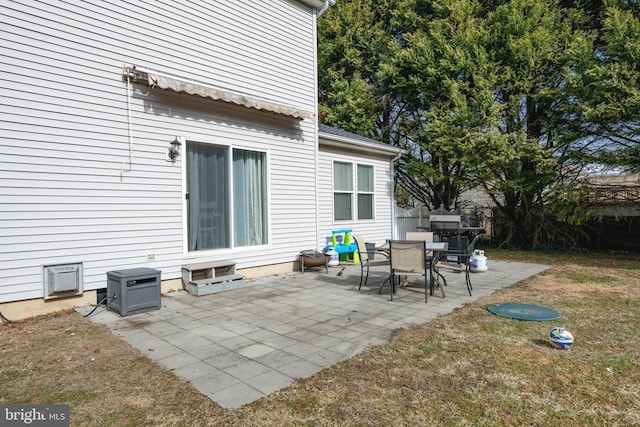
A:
124 65 314 120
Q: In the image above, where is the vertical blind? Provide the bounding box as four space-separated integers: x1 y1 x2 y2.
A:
233 149 268 247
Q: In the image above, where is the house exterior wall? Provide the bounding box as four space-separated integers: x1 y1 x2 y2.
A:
317 144 396 249
0 0 319 305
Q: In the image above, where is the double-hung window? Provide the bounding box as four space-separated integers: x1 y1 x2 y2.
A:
333 161 374 221
357 163 374 220
186 141 268 251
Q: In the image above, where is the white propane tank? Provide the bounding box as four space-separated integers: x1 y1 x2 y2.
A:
470 249 488 272
326 248 339 266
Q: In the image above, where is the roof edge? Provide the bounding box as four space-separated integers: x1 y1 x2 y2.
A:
318 125 404 157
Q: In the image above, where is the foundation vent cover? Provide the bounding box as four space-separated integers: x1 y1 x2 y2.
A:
43 263 83 300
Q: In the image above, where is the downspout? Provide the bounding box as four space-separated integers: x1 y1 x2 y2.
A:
298 0 334 17
317 0 335 18
390 150 403 239
313 0 334 251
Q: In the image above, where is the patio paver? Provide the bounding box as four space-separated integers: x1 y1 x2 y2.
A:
78 260 549 409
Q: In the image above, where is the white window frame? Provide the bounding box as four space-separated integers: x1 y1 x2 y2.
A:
356 163 375 221
332 160 376 222
182 138 270 256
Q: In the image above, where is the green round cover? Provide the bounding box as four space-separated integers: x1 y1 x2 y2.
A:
488 302 561 321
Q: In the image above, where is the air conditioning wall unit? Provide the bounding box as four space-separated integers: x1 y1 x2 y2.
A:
43 263 83 300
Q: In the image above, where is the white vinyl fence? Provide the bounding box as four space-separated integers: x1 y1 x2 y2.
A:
394 205 430 239
394 203 493 241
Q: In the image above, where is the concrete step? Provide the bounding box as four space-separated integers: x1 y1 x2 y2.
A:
186 274 245 296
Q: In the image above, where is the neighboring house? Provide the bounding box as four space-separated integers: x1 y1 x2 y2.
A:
587 173 640 217
585 173 640 250
0 1 402 319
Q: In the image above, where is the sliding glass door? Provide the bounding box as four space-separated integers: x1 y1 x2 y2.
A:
186 141 267 251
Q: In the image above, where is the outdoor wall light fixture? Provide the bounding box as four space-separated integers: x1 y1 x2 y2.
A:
167 137 181 162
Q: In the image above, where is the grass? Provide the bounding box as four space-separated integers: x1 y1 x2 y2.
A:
1 250 639 426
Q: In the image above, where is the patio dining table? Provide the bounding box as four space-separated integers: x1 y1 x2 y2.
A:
376 241 448 298
417 225 485 261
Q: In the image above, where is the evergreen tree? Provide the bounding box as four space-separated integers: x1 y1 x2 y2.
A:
318 0 640 247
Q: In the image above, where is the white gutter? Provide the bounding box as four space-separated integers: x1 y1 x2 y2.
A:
297 0 335 18
319 134 405 157
297 0 324 7
317 0 335 17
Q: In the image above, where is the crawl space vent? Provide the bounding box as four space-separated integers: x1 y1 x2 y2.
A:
43 263 83 300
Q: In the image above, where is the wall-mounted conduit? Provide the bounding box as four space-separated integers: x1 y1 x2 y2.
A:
121 64 135 179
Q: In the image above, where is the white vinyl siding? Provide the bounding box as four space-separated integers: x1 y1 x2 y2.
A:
1 0 315 108
0 0 318 303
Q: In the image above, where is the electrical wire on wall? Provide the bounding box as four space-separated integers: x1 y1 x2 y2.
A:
121 64 135 179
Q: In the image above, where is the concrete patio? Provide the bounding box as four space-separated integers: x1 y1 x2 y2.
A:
78 260 550 409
